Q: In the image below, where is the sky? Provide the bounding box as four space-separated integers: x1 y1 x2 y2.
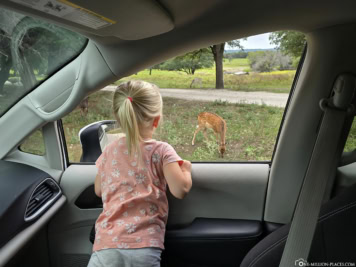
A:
225 33 276 50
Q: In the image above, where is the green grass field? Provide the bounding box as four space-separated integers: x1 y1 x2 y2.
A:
223 58 250 70
116 58 295 93
20 90 356 162
60 91 284 162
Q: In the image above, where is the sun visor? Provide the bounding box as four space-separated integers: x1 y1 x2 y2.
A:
5 0 174 40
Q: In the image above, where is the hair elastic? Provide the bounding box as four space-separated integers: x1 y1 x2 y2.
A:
127 97 133 102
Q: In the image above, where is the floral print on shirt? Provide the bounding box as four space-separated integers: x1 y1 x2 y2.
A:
93 137 182 252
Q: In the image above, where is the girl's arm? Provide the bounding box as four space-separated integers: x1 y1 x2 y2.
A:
94 172 102 197
163 160 192 199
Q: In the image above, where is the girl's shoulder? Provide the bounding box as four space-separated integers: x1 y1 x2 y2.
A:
102 137 124 154
143 139 174 151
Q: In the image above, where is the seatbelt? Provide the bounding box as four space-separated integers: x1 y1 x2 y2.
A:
279 74 356 267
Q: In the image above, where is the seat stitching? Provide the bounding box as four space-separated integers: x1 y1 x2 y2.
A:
246 200 356 267
318 201 356 222
247 236 287 267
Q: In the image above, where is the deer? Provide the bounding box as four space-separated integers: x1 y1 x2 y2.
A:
192 112 227 158
79 97 89 116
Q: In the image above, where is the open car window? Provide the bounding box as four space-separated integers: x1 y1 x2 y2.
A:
0 8 87 117
61 31 305 163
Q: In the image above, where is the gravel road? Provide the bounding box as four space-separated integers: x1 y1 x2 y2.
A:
102 86 289 108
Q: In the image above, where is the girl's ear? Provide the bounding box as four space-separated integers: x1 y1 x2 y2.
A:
153 116 160 128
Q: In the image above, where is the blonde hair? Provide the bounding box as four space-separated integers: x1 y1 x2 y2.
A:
113 80 162 158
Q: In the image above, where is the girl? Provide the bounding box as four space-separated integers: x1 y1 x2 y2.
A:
88 80 192 267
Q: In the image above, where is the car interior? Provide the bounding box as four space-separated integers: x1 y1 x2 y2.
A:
1 0 356 267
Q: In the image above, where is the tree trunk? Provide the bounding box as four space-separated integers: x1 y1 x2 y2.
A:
211 43 225 89
17 48 37 89
0 31 12 94
149 68 152 75
0 58 12 94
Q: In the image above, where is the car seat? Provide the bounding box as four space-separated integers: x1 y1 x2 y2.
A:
240 183 356 267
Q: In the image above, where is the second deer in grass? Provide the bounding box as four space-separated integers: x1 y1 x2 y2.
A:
79 97 89 116
192 112 227 158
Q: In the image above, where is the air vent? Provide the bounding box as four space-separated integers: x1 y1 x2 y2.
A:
25 178 61 222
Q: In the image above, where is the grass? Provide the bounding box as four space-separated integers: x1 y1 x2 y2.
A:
116 67 295 94
155 97 284 161
223 58 250 70
62 91 114 162
345 121 356 152
60 91 284 162
19 129 45 156
18 89 356 162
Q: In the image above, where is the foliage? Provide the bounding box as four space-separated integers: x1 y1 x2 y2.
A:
0 29 12 92
269 31 306 58
117 68 295 93
344 121 356 152
224 51 248 60
0 12 86 92
248 50 293 72
159 49 213 75
21 26 85 75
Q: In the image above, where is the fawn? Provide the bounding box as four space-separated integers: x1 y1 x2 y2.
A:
79 97 89 116
192 112 227 158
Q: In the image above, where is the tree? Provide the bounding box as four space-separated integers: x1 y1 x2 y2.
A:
148 63 163 75
210 40 243 89
224 51 248 61
269 31 306 58
160 48 213 75
0 29 12 94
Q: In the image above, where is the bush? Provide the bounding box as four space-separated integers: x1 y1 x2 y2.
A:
248 51 293 72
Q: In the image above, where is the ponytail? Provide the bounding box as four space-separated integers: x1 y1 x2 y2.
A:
117 97 141 157
113 81 162 161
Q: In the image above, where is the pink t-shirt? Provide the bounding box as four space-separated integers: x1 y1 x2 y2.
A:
93 137 181 251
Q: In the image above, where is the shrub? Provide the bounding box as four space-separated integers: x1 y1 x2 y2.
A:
248 51 293 72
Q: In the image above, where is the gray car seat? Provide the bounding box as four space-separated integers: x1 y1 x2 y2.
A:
240 183 356 267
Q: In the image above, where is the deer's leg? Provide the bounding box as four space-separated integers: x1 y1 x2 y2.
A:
192 126 202 145
214 131 220 144
202 128 209 142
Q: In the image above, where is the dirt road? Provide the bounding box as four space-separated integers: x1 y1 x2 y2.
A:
102 86 289 108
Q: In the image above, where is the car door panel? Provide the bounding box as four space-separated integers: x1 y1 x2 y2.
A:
164 163 268 266
167 163 269 226
48 165 99 267
48 163 269 267
164 218 263 267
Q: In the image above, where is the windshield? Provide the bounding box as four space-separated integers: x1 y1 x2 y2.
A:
0 8 87 117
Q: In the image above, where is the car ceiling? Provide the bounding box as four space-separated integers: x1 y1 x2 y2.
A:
2 0 356 59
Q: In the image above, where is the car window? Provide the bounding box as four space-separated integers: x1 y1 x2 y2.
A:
344 121 356 153
19 129 45 156
61 31 305 163
0 8 87 117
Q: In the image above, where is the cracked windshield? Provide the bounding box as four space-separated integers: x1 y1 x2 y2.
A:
0 9 86 116
62 31 308 162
